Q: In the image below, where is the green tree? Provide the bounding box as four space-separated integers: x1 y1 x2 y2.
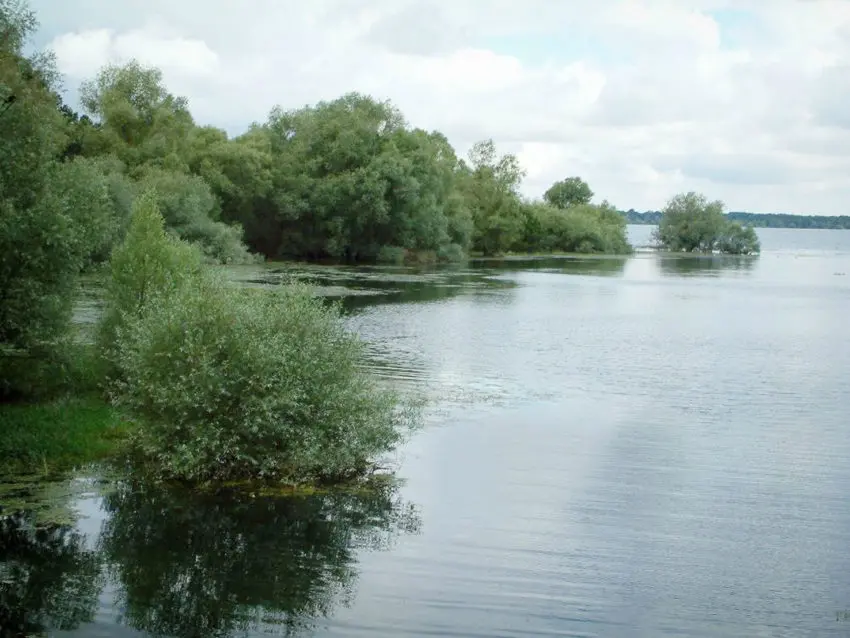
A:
462 139 525 256
97 192 205 375
259 92 464 262
544 177 594 209
654 192 759 255
79 60 194 170
0 0 109 396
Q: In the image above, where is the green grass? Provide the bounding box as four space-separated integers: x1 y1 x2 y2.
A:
0 397 128 476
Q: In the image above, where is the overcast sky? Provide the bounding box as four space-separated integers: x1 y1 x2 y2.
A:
27 0 850 215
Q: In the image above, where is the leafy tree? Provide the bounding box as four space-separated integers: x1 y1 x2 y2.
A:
654 192 759 254
462 139 525 255
544 176 594 209
257 92 466 262
516 200 631 254
79 60 193 170
97 192 205 375
0 0 109 390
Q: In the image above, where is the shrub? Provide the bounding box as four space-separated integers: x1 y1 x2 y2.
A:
97 192 204 375
654 191 759 254
717 222 760 255
110 278 414 483
376 245 407 265
135 166 256 264
436 242 466 263
516 201 631 254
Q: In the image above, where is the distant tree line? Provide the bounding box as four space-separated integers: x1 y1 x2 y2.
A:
622 209 850 230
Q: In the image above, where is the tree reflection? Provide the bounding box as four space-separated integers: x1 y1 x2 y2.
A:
99 481 421 637
471 255 628 277
657 254 758 277
0 509 103 636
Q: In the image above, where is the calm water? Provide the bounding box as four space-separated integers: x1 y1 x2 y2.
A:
3 227 850 637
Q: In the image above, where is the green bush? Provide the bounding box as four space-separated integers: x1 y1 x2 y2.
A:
654 191 760 255
717 221 760 255
110 278 414 483
135 166 256 264
436 242 466 263
100 195 415 483
97 192 205 375
516 201 631 254
376 245 407 265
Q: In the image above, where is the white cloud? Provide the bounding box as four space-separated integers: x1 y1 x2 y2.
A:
34 0 850 215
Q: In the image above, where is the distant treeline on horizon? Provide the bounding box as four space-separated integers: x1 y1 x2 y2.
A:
621 209 850 230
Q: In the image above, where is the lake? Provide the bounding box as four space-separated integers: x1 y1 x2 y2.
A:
4 226 850 637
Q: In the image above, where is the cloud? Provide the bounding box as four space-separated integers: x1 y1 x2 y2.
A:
32 0 850 215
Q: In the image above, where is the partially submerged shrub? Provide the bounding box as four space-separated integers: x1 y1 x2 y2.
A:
516 201 631 254
110 278 414 483
100 195 416 483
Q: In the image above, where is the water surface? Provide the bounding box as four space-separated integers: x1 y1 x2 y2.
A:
3 226 850 637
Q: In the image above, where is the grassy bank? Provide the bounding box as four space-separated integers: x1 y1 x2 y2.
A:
0 397 128 476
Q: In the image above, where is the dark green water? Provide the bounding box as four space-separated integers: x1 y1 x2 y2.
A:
3 227 850 637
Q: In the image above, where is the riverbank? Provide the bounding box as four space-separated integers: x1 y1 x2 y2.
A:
0 396 128 476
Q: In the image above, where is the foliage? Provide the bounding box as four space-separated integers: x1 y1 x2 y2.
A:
0 340 102 400
134 166 255 264
654 192 760 254
98 188 414 484
544 177 594 209
462 139 525 255
109 275 415 483
97 192 205 374
0 0 100 390
254 93 471 262
79 60 194 169
517 200 631 254
717 221 761 255
0 396 125 475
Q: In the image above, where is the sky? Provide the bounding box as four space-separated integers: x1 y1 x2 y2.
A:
26 0 850 215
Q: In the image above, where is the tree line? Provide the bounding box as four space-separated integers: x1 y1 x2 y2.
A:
623 209 850 230
3 8 631 271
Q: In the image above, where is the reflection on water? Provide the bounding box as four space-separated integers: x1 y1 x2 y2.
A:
97 482 419 637
657 254 758 277
0 510 103 635
469 255 628 277
0 479 419 638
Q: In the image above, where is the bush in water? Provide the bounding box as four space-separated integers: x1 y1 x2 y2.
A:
102 197 415 483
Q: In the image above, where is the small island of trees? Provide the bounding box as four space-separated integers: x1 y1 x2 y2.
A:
653 192 761 255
